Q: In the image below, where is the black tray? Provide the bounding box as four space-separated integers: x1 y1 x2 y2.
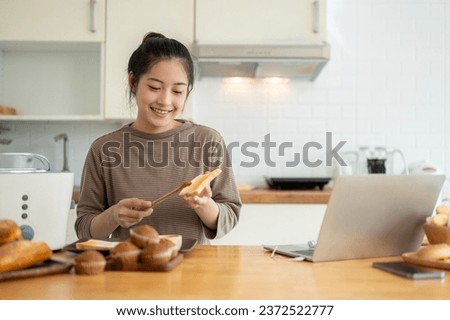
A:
266 177 331 190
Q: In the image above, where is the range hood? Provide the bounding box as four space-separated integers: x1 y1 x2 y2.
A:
192 42 330 80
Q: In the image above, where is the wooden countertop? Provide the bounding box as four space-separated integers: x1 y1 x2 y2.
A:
1 246 448 300
239 188 331 204
73 189 331 204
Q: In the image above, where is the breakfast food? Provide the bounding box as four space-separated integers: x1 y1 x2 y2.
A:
74 250 106 275
130 225 160 248
140 243 172 266
431 213 449 227
75 239 119 251
0 240 52 273
110 241 141 266
416 243 450 261
0 105 17 115
0 219 22 245
436 204 450 216
179 169 222 196
159 237 178 259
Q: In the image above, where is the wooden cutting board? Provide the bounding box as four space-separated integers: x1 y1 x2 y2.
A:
0 259 72 282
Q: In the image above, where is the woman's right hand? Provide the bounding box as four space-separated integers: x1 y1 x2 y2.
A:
112 198 153 228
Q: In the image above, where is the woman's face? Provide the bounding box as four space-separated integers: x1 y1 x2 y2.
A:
132 59 189 133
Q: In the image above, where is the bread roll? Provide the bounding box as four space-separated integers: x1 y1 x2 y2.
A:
0 219 22 245
436 204 450 215
417 243 450 260
0 240 52 273
432 213 448 226
179 169 222 196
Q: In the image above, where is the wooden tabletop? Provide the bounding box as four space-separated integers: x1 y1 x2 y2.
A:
0 245 448 300
239 189 331 204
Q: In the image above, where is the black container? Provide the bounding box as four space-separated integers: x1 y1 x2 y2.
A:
265 177 331 190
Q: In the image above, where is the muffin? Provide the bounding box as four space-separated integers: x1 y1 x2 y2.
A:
110 241 140 269
130 225 159 248
140 243 172 266
159 237 178 259
74 250 106 275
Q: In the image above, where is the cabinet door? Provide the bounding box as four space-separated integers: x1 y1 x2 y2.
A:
0 0 105 42
104 0 194 120
195 0 326 43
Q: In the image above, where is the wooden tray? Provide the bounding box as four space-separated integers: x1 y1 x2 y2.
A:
0 259 72 282
402 252 450 270
106 253 183 272
63 238 197 255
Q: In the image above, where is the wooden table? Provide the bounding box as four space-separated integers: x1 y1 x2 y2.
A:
0 246 448 300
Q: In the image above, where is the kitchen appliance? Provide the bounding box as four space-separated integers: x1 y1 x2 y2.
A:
408 161 442 175
0 153 74 250
192 42 330 80
266 177 331 190
339 147 408 175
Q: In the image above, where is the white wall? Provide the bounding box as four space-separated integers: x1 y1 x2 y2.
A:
0 0 449 198
194 0 450 197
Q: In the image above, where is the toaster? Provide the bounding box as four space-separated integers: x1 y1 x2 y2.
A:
0 153 74 250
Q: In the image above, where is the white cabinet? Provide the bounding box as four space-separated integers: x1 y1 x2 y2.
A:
0 0 105 42
0 0 105 120
211 204 326 245
104 0 194 120
195 0 326 43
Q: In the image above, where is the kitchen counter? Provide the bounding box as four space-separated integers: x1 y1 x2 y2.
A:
72 189 332 204
1 245 448 300
239 188 331 204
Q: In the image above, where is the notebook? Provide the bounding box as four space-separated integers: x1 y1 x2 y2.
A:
263 174 445 262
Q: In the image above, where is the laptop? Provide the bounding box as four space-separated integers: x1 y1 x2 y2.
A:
264 174 445 262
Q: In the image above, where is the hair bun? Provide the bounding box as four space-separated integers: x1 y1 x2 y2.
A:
142 32 166 43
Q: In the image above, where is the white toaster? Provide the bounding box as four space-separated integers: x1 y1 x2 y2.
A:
0 171 74 250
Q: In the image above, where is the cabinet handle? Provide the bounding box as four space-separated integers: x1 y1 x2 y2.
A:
89 0 96 33
313 0 320 34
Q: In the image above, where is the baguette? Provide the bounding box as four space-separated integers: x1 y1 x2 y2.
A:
0 219 22 246
179 169 222 196
0 240 52 273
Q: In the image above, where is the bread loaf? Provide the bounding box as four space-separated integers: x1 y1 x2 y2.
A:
0 240 52 273
0 219 22 245
179 169 222 196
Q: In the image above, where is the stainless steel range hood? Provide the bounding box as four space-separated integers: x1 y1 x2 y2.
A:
192 42 330 80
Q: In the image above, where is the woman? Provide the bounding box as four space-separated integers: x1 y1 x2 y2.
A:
75 32 241 244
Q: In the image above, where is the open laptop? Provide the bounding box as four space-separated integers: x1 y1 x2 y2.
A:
264 174 445 262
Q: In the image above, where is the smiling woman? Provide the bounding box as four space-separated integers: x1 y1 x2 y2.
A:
75 32 241 245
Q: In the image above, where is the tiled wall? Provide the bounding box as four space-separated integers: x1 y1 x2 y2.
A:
194 0 450 197
0 0 449 198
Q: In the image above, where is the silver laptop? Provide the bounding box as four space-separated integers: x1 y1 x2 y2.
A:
264 174 445 262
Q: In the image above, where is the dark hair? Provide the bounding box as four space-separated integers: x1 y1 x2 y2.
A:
127 32 194 100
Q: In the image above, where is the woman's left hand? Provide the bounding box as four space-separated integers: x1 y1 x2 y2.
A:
181 184 213 209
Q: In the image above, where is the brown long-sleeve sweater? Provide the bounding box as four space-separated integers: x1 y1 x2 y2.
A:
75 120 241 244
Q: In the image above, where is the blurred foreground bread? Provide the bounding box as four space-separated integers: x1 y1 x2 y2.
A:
179 169 222 196
0 240 52 273
0 219 22 245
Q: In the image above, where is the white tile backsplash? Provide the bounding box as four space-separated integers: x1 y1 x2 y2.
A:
0 0 449 199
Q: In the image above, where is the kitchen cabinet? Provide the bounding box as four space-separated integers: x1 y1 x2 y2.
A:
0 0 105 120
0 0 105 42
211 204 326 245
104 0 194 120
195 0 326 43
